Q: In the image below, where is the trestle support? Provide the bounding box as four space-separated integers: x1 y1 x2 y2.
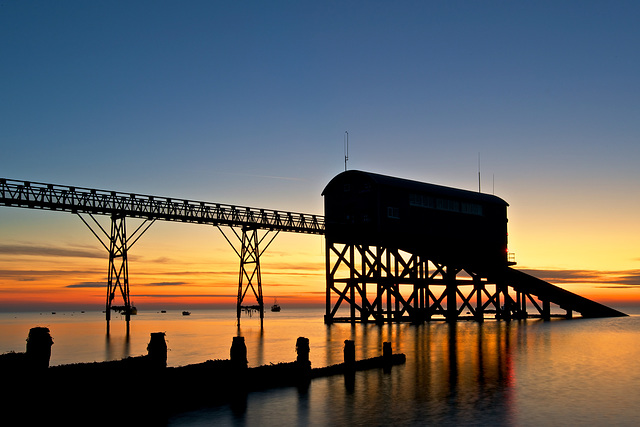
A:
324 241 560 324
106 215 131 327
218 226 279 326
78 213 155 333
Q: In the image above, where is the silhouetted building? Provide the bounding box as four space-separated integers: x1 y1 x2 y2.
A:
323 170 509 268
322 170 625 323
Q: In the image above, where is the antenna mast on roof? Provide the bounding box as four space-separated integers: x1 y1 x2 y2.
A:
344 131 349 171
478 152 481 193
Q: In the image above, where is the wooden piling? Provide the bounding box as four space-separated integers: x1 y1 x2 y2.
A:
296 337 310 366
26 327 53 370
296 337 311 387
147 332 167 368
344 339 355 369
230 336 248 369
383 342 392 366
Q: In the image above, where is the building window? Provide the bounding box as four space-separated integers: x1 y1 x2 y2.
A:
387 206 400 219
436 198 459 212
409 194 434 208
410 193 483 216
461 202 483 216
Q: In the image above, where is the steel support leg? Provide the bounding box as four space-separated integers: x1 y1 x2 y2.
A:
237 227 264 325
474 275 485 322
217 226 278 326
106 215 131 334
445 267 458 322
77 213 154 333
325 239 333 324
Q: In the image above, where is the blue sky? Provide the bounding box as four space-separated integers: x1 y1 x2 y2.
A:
1 1 640 309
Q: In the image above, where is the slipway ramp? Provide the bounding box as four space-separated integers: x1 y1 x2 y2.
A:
497 267 627 318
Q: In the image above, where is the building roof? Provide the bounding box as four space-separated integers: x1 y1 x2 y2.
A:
322 170 508 206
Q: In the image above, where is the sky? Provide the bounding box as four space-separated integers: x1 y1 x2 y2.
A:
1 0 639 312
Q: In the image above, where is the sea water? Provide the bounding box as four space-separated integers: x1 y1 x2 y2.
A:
1 307 639 426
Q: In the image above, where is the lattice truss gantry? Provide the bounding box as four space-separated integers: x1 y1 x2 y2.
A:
324 242 558 324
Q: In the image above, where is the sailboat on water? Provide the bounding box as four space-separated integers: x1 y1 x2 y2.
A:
271 298 281 312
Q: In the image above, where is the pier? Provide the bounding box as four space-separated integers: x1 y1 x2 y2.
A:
0 173 626 330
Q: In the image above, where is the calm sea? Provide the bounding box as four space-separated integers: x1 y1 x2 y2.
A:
2 307 639 426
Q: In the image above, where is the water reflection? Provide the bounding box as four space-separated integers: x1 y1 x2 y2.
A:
1 310 637 425
104 328 131 362
414 322 515 425
206 321 521 425
305 321 519 426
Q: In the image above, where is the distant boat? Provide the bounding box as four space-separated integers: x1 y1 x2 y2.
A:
111 305 137 315
271 299 281 312
122 305 137 315
182 311 191 316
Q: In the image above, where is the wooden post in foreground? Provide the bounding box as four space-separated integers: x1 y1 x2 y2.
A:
26 327 53 370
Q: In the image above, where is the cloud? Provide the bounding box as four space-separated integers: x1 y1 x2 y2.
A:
0 243 103 259
145 257 176 264
519 268 640 288
139 270 238 277
66 282 104 288
145 282 189 287
131 294 235 299
301 290 326 295
0 269 101 279
267 261 325 270
256 283 304 287
66 281 209 289
616 272 640 286
597 285 640 289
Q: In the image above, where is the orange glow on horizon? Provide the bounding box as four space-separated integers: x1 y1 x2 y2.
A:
1 209 638 313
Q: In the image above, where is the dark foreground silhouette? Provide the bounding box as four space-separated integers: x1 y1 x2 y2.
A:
1 329 404 425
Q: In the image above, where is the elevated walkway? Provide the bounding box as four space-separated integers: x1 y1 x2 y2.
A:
0 178 324 234
1 177 325 329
